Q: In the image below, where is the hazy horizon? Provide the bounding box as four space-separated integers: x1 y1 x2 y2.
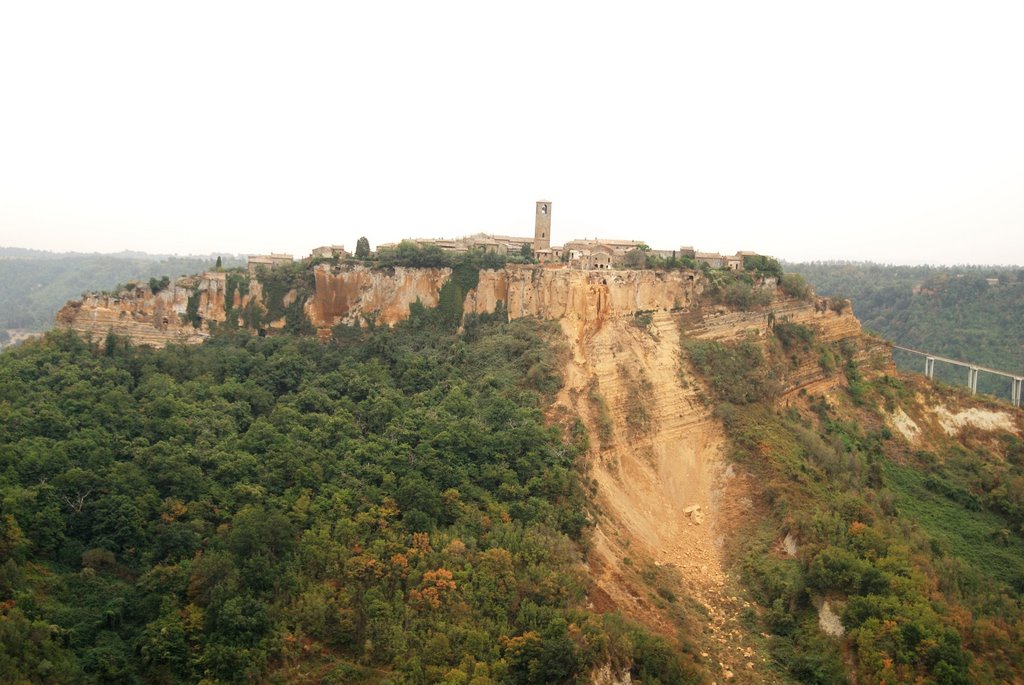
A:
2 2 1022 265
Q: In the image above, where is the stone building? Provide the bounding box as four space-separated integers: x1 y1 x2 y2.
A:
694 252 724 269
567 243 614 270
376 199 764 273
694 250 763 271
378 233 531 256
247 253 295 274
310 245 347 259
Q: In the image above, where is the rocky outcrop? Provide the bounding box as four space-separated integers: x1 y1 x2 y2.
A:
55 272 264 348
466 266 698 325
686 297 880 398
307 264 451 328
689 297 861 343
56 264 704 346
56 263 870 374
56 278 210 347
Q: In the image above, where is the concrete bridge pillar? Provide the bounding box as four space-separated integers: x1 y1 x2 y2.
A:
901 345 1020 407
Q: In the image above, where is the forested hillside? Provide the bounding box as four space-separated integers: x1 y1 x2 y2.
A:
786 262 1024 397
2 257 1023 684
685 320 1024 684
0 314 694 683
0 249 241 336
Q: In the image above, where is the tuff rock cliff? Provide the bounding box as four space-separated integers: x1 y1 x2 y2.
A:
55 263 863 402
57 264 708 345
55 272 240 347
55 261 867 412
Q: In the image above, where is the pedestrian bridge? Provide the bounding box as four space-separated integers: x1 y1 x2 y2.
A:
892 345 1023 407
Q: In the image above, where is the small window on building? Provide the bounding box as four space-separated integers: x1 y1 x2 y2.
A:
541 205 548 214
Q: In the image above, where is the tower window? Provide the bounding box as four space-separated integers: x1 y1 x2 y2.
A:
541 205 548 214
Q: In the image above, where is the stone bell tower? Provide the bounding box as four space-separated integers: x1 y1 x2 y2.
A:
533 200 552 252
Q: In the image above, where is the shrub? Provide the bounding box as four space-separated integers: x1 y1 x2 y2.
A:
685 339 777 404
744 255 783 278
774 321 815 351
148 276 171 294
632 310 653 329
184 288 202 328
377 240 452 268
620 365 654 436
587 380 615 448
829 297 850 314
722 281 773 310
780 273 812 300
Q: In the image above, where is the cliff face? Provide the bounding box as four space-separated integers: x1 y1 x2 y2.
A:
466 266 698 325
307 264 451 329
55 264 861 371
686 296 876 397
688 297 861 343
56 264 703 346
56 277 209 347
55 272 263 347
308 264 701 331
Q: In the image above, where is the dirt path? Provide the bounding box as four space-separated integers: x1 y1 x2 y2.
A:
557 311 773 683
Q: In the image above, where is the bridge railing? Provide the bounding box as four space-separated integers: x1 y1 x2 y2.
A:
891 345 1022 407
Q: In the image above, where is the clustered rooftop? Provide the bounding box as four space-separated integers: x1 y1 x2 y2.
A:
248 201 763 273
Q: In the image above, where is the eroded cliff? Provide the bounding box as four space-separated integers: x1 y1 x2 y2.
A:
56 264 703 346
307 264 451 329
54 273 232 347
547 288 866 683
466 266 698 324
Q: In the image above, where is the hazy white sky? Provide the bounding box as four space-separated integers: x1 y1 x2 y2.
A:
1 1 1022 264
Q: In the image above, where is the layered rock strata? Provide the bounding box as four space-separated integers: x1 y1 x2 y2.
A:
57 264 703 346
56 263 862 367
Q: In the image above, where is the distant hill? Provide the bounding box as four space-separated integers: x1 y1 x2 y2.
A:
787 261 1024 396
0 248 243 334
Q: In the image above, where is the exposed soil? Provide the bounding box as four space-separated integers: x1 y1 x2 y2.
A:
555 311 775 683
817 600 845 638
931 405 1018 436
888 406 921 443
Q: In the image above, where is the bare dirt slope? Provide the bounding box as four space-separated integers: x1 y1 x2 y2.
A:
557 311 775 682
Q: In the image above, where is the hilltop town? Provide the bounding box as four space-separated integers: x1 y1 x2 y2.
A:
54 200 795 349
246 200 764 274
